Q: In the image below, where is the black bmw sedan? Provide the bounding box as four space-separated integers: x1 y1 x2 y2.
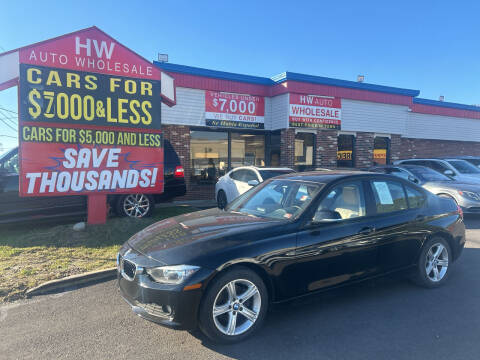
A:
117 171 465 343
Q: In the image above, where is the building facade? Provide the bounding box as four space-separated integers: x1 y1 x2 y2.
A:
154 62 480 200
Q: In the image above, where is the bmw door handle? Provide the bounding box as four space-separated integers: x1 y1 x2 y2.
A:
358 227 374 235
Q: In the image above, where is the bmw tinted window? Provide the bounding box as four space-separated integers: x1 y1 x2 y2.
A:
405 185 425 209
371 180 407 214
315 181 366 220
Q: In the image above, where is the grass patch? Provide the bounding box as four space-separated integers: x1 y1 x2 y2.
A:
0 205 195 302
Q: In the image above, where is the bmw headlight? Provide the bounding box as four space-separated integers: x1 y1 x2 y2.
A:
146 265 200 284
459 190 480 201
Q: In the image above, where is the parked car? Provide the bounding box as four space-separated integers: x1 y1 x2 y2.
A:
117 171 465 343
0 140 186 224
215 166 294 209
369 164 480 213
395 158 480 184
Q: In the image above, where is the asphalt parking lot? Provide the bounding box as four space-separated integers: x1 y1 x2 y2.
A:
1 217 480 360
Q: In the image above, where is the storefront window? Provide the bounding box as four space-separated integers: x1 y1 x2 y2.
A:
295 132 315 171
190 131 228 184
337 134 355 168
373 136 390 165
231 133 265 168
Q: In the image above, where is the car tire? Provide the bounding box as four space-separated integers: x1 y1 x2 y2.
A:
198 266 268 344
217 190 228 209
412 236 452 288
116 194 154 218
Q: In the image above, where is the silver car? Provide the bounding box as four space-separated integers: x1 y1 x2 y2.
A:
369 165 480 214
394 158 480 184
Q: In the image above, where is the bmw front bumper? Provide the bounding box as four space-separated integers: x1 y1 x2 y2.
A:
117 246 212 330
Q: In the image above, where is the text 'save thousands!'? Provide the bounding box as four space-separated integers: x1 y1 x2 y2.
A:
289 94 341 130
18 63 163 196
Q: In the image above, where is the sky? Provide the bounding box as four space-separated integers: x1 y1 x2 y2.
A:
1 0 480 154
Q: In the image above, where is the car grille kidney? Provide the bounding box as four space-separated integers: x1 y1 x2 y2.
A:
121 258 136 281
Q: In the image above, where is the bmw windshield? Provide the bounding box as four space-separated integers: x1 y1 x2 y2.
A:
227 179 323 220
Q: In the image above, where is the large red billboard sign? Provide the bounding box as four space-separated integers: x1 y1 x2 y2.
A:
289 93 341 129
205 91 265 129
14 28 164 197
0 27 176 223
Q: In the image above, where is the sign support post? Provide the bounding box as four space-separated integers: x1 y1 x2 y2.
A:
87 194 108 224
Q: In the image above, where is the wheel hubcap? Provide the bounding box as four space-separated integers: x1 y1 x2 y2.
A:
212 279 261 336
425 243 449 282
123 194 150 218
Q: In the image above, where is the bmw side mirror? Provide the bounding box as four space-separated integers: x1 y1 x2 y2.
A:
311 210 342 224
247 180 259 186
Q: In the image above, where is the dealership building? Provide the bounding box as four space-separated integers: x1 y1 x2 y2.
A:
154 61 480 200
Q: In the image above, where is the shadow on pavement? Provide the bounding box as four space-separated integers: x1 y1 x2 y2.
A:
463 214 480 229
193 247 480 360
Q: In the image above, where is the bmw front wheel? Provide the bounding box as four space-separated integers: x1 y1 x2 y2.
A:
199 267 268 343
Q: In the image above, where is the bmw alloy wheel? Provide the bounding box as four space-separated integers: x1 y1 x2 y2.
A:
123 194 151 218
212 279 261 336
425 242 449 282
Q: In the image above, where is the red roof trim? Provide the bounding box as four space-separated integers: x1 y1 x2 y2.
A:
166 72 413 106
165 72 271 96
411 103 480 120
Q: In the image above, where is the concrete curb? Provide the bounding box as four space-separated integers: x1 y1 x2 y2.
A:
25 267 117 298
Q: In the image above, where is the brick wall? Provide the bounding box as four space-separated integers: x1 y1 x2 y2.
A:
316 130 338 168
355 132 375 168
390 134 402 163
162 125 191 186
280 128 295 168
400 138 480 158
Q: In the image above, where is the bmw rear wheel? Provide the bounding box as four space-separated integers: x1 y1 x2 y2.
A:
199 267 268 343
413 237 451 288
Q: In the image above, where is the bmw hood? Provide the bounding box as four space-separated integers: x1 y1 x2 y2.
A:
127 208 284 264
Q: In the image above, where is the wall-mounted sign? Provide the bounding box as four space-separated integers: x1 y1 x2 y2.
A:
289 94 341 129
205 91 265 129
337 150 352 161
373 149 387 164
